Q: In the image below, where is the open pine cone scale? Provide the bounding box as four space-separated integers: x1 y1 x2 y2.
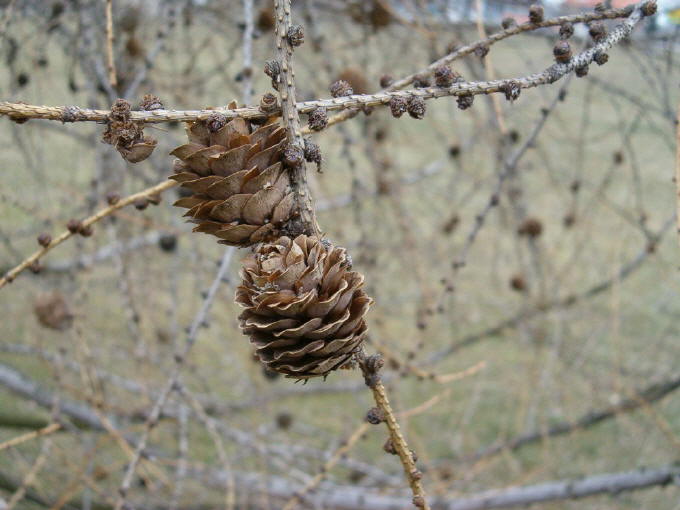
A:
170 104 294 246
236 235 372 379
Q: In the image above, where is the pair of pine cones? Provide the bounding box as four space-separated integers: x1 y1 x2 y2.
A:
170 103 371 378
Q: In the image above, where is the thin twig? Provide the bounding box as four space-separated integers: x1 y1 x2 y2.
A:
122 3 179 100
433 79 570 320
241 0 254 105
675 103 680 248
0 179 177 289
474 0 506 134
177 384 236 510
273 0 320 236
0 3 647 126
428 214 675 361
104 0 117 89
113 247 234 510
358 350 430 509
5 436 52 510
465 372 680 463
321 3 638 128
0 423 61 453
4 383 61 510
281 422 371 510
169 405 188 510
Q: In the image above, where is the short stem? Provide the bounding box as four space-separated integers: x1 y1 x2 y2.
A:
358 350 430 509
104 0 117 89
273 0 320 237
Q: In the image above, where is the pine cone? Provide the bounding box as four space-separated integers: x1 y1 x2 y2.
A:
170 102 294 246
102 99 157 163
236 235 372 379
33 291 74 331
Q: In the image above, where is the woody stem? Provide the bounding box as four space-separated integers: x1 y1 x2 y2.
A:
273 0 320 237
358 349 430 509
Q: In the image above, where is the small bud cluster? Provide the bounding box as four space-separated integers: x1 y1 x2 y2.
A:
158 233 178 253
528 4 544 23
303 138 322 171
283 144 305 168
259 92 278 114
575 64 589 77
366 407 385 425
329 79 353 98
433 65 461 88
501 80 521 102
559 22 574 40
308 107 328 131
501 17 516 29
287 24 304 47
106 191 120 205
474 44 489 59
413 73 431 88
139 94 163 111
379 74 394 88
360 354 384 388
263 59 280 89
37 233 51 247
510 274 527 292
61 105 82 123
594 51 609 66
457 94 474 110
553 40 572 64
407 97 426 119
206 113 227 133
588 21 607 42
389 96 407 118
518 217 543 238
67 219 93 237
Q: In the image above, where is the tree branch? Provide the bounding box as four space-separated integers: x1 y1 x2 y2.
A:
273 0 320 236
358 351 430 509
322 4 637 128
427 214 675 361
466 373 680 463
0 179 177 289
0 1 648 127
0 362 106 431
104 0 117 89
675 104 680 247
200 462 680 510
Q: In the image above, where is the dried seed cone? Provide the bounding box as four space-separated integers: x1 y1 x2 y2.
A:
170 102 294 246
236 235 372 379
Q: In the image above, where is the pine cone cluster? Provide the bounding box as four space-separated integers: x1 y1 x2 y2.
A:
236 235 372 379
170 103 294 246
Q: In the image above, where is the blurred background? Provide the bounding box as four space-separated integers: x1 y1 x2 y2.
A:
0 0 679 509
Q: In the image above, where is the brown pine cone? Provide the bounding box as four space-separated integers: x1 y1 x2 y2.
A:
33 291 74 331
236 235 372 379
170 102 293 247
102 99 157 163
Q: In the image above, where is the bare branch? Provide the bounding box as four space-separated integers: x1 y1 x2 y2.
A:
0 2 648 127
676 103 680 247
273 0 320 236
358 351 430 509
466 373 680 463
201 462 680 510
0 179 177 289
104 0 117 89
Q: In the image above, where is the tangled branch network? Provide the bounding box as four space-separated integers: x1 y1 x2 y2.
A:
0 1 669 510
